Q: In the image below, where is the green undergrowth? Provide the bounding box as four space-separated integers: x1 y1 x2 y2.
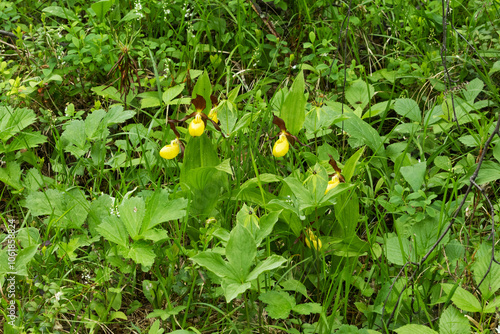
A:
1 0 500 333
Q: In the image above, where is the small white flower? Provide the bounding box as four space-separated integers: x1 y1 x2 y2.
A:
55 291 63 301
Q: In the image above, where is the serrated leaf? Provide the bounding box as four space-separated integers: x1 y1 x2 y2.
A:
441 283 482 312
119 197 145 240
0 161 22 190
0 106 37 142
439 306 470 334
143 190 187 231
103 105 135 126
259 291 295 319
127 241 156 267
394 324 438 334
6 130 47 153
462 78 483 103
85 109 107 140
96 216 129 247
472 242 500 300
61 119 90 156
292 303 322 315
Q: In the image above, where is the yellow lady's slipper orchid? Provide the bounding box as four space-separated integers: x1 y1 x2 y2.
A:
272 133 289 157
208 108 218 123
160 138 180 160
325 174 340 194
305 229 322 251
189 114 205 136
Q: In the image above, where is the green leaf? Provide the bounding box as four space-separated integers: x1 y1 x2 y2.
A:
226 224 256 280
259 291 295 319
336 112 385 156
434 156 452 170
24 189 89 229
236 204 260 233
362 101 391 119
281 279 309 298
191 251 237 280
85 109 108 140
462 78 483 103
483 297 500 313
140 97 161 109
343 146 364 183
283 176 313 209
345 80 375 111
384 236 417 265
103 105 135 126
439 306 470 334
91 0 113 21
246 255 286 281
141 228 168 242
0 161 22 190
61 120 90 156
163 84 185 105
281 70 306 135
17 227 41 248
119 197 146 240
472 242 500 300
87 194 112 237
441 283 482 312
333 191 359 239
400 161 427 191
96 216 129 247
221 279 251 303
57 234 94 261
6 130 47 153
127 241 156 268
143 189 187 231
0 106 37 142
488 60 500 75
109 311 127 321
13 245 38 276
394 324 438 334
475 161 500 184
292 303 322 315
304 163 329 204
254 210 280 246
394 98 422 122
42 6 79 21
119 10 143 22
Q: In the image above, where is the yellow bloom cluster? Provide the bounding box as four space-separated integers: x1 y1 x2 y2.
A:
305 228 322 251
